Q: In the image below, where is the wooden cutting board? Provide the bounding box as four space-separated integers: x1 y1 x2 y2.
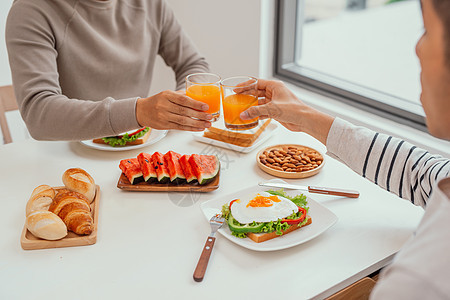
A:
117 172 220 192
20 185 100 250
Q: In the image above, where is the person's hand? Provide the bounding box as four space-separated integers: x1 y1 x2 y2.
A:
136 90 212 131
240 79 334 145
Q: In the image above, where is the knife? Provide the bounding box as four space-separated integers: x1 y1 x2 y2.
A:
258 182 360 198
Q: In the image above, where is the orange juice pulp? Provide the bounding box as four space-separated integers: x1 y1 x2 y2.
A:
222 94 258 125
186 85 221 114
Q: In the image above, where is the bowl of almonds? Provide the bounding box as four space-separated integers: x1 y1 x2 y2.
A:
256 144 324 179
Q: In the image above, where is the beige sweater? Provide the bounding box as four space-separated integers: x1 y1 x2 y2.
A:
6 0 209 140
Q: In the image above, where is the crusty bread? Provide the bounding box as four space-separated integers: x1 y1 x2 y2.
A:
92 129 151 146
26 210 67 240
49 190 93 235
26 185 55 216
203 119 271 147
62 168 96 202
247 216 312 243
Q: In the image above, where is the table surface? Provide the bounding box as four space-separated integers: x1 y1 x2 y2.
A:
0 124 423 300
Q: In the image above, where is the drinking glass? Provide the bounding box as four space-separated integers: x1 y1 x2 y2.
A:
186 73 221 122
220 76 258 130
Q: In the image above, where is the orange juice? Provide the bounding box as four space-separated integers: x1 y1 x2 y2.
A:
222 94 258 130
186 85 221 121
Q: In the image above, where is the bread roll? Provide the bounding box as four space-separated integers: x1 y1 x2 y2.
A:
26 210 68 240
26 185 55 216
62 168 96 202
49 190 93 235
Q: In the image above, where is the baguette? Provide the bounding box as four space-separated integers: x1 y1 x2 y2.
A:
25 185 56 216
93 129 151 145
62 168 96 202
247 216 312 243
26 210 67 240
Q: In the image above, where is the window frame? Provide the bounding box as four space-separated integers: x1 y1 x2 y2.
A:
274 0 427 131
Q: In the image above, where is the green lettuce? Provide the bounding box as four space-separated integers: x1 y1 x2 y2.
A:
102 127 150 147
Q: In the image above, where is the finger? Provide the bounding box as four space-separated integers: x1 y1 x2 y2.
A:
168 112 212 129
240 104 272 120
258 97 270 105
232 79 257 94
167 101 212 121
168 91 209 112
168 123 209 132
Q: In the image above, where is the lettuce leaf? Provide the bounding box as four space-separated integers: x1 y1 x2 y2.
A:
102 127 150 147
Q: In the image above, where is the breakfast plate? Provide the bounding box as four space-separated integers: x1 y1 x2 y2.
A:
192 122 278 153
80 129 168 151
200 180 338 251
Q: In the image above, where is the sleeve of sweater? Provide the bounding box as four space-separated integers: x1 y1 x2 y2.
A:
157 0 210 91
326 118 450 208
5 2 140 141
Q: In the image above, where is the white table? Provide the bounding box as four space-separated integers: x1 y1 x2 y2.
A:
0 126 423 299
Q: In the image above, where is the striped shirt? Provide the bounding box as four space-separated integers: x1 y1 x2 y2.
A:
327 118 450 299
327 118 450 209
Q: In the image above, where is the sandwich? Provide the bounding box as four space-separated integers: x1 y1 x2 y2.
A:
221 189 311 243
93 127 151 147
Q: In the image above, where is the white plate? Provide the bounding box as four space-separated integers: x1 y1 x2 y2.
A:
192 122 278 153
80 129 168 151
200 181 338 251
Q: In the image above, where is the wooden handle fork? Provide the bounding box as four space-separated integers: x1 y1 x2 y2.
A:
193 236 216 282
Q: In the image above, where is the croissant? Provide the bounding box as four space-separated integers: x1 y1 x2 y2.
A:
49 190 93 235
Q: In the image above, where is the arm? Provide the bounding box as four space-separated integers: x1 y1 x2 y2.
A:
242 80 450 207
157 0 209 90
327 118 449 207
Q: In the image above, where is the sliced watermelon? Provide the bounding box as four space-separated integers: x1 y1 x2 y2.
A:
179 154 197 183
137 152 157 183
151 152 170 183
189 154 220 185
163 151 186 184
119 158 144 184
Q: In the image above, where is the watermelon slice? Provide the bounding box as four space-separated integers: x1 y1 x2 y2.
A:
163 151 186 184
179 155 197 183
119 158 144 184
189 154 220 185
151 152 170 183
137 152 157 183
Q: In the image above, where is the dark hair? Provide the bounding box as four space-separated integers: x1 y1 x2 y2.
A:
432 0 450 65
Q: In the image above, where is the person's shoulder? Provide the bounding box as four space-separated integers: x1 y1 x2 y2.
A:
9 0 77 18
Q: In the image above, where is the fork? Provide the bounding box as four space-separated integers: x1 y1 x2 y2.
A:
193 213 225 282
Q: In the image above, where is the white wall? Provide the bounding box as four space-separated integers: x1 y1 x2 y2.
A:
149 0 261 94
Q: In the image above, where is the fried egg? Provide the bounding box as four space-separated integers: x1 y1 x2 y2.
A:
230 192 298 224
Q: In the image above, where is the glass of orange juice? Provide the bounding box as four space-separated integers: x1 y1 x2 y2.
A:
220 76 258 130
186 73 221 122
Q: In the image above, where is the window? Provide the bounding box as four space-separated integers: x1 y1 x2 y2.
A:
275 0 426 130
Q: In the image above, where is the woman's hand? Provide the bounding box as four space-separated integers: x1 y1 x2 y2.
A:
240 79 334 145
136 90 212 131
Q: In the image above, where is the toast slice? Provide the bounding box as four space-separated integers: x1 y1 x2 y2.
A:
93 129 151 146
246 216 312 243
203 119 271 147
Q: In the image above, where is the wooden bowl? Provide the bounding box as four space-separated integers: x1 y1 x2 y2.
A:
256 144 325 179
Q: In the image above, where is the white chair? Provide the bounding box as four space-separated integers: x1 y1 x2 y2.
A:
0 85 19 144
